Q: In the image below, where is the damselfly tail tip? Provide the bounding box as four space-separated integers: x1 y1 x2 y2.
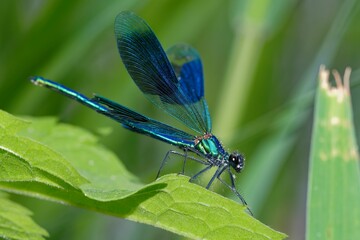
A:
29 76 43 85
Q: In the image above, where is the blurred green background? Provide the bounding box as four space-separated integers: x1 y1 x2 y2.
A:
1 0 359 239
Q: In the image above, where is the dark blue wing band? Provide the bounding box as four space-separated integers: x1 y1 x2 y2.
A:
115 11 211 133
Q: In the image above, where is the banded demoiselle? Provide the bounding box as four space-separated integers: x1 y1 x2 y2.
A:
30 11 252 215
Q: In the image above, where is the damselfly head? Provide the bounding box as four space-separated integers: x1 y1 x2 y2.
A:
229 151 245 173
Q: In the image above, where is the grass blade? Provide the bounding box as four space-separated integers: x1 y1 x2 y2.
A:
306 66 360 239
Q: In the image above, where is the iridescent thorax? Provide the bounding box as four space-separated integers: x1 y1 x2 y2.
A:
194 133 226 159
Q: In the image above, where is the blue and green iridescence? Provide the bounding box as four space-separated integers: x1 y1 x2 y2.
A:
30 11 250 213
195 134 226 159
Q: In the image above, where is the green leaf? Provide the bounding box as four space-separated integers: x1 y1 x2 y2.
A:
0 110 286 239
19 116 142 201
0 193 48 240
306 66 360 240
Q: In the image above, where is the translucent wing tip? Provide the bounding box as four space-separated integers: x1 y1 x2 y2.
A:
115 11 135 22
167 44 200 64
115 11 150 38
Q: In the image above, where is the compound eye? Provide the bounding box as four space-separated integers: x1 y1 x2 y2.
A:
229 152 245 173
